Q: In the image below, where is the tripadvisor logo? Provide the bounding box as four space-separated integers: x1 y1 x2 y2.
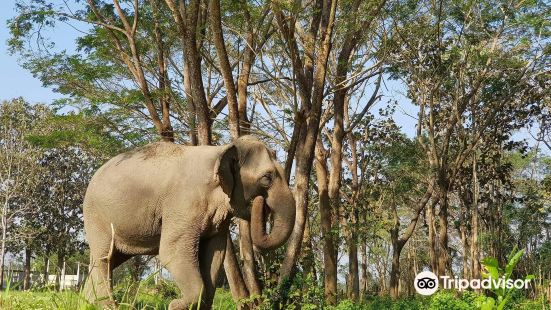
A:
414 271 439 295
414 270 532 296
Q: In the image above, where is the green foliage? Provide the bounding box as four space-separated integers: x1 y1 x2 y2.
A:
26 112 126 156
328 299 363 310
480 248 535 310
429 291 485 310
513 295 551 310
210 289 235 310
0 291 95 310
253 271 326 309
0 286 236 310
0 287 549 310
359 295 428 310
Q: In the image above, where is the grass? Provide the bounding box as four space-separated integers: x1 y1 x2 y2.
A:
0 290 95 310
0 287 548 309
0 288 235 310
0 265 236 310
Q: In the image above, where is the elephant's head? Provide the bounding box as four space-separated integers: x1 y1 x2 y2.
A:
214 135 295 250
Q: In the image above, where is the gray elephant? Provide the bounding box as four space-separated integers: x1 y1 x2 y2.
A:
82 135 295 309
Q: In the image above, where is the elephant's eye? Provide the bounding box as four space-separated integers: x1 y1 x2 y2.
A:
260 173 273 188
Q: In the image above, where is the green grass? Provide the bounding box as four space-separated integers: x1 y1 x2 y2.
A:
0 290 94 310
0 288 235 310
0 289 547 310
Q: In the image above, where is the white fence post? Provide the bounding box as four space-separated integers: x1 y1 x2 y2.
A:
76 262 80 287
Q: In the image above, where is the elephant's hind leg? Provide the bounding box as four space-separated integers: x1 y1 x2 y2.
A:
84 248 114 307
84 248 132 307
83 221 132 308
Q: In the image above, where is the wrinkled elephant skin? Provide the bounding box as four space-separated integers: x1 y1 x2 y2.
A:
82 135 295 309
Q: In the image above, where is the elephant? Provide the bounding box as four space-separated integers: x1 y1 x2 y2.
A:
82 135 295 309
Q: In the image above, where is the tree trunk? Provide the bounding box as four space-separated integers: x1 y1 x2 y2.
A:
389 218 404 299
209 0 240 139
471 156 480 282
183 61 198 145
315 143 338 304
238 220 261 296
167 0 253 303
56 252 64 291
224 236 249 307
301 218 316 280
547 282 551 310
390 189 433 298
149 0 173 142
389 208 403 299
236 22 254 133
347 218 360 301
327 10 360 302
216 3 268 300
0 209 7 290
381 248 388 294
360 242 368 298
409 241 418 296
274 2 337 306
427 199 438 273
437 191 450 277
471 205 480 281
460 195 470 280
389 242 403 300
23 247 31 290
169 0 211 145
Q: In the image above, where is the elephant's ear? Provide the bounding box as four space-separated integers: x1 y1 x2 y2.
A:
214 144 238 197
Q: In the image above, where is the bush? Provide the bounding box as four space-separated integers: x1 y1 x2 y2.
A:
212 288 236 310
363 296 394 309
255 271 326 309
428 291 485 310
512 296 551 310
392 297 428 310
327 295 427 310
328 299 362 310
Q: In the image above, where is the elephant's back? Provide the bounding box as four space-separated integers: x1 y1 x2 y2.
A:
86 142 185 201
96 142 187 172
83 142 222 243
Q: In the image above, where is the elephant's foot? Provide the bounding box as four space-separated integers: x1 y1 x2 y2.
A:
96 299 117 310
83 283 116 309
83 276 114 307
168 298 199 310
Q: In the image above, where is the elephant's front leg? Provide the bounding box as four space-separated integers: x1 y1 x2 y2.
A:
159 224 204 310
199 228 229 309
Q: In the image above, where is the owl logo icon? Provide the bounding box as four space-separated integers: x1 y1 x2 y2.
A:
414 271 439 295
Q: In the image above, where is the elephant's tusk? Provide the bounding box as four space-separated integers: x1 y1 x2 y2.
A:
98 223 116 303
99 223 115 262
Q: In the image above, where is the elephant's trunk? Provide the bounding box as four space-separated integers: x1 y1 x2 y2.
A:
251 185 295 250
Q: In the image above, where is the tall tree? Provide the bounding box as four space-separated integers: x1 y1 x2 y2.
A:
0 99 47 289
312 0 385 302
270 2 338 299
387 0 549 276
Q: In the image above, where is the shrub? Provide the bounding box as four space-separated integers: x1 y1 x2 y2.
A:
212 288 236 310
428 291 479 310
480 248 534 310
512 295 551 310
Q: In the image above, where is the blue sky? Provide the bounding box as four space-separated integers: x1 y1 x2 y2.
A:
1 1 60 103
